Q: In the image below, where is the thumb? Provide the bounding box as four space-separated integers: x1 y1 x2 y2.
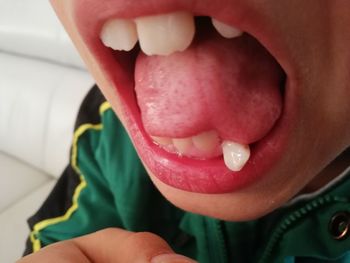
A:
19 228 196 263
76 228 197 263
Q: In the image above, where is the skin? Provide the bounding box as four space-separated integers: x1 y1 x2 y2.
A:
18 0 350 262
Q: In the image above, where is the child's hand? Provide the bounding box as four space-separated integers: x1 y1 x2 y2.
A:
18 228 196 263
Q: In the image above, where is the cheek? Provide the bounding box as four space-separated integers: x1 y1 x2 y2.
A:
324 84 350 144
300 71 350 152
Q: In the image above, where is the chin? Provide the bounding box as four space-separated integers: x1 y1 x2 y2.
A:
146 165 298 221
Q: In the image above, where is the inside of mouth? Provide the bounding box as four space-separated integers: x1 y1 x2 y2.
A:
107 16 286 169
111 17 243 74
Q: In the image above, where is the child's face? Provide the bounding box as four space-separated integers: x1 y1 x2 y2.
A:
51 0 350 220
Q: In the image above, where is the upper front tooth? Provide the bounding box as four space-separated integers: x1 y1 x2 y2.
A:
222 141 250 171
100 19 138 51
135 12 195 56
212 18 243 39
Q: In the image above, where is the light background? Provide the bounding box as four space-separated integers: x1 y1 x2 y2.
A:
0 0 94 261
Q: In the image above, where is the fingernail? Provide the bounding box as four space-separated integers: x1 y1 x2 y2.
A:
151 253 197 263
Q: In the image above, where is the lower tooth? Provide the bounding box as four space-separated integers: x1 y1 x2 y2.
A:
192 131 220 153
152 136 172 146
173 138 192 155
222 141 250 171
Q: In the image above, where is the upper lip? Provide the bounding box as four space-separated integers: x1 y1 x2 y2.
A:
72 0 299 193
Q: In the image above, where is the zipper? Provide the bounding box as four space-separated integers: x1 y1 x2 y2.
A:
258 195 346 263
208 218 228 263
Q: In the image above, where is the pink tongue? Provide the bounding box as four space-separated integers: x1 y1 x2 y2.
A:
135 33 284 144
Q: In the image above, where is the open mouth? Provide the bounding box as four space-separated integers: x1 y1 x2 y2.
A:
73 1 297 194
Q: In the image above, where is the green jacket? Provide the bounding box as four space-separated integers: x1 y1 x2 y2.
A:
25 87 350 263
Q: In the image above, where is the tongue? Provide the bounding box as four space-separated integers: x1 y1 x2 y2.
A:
135 32 284 144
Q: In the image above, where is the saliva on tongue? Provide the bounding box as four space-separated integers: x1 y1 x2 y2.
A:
135 27 284 171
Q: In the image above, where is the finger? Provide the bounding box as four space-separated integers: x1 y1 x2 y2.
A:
73 228 196 263
17 240 90 263
18 228 196 263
